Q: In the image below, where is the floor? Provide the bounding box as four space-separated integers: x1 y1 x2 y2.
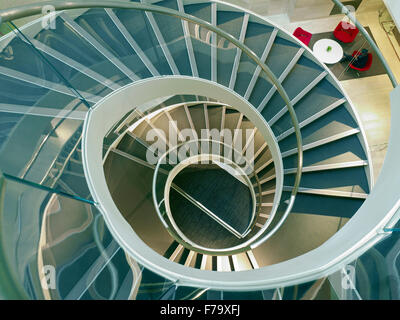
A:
308 27 387 81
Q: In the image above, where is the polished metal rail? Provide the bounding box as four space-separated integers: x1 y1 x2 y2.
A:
153 139 266 254
0 0 396 295
0 3 303 228
2 171 95 204
111 143 254 240
109 99 265 227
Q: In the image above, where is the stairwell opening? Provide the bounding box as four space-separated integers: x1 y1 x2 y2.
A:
167 161 255 249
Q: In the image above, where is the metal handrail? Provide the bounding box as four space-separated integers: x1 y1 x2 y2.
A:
113 99 266 223
3 171 95 204
0 3 303 235
153 138 271 255
331 0 398 87
0 0 396 293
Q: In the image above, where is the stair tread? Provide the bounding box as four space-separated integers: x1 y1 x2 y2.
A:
233 24 278 97
216 10 244 87
44 14 132 82
118 133 148 161
184 2 212 80
150 0 192 76
284 166 370 194
279 106 359 153
261 59 326 122
113 8 173 75
207 106 223 130
188 104 207 135
74 8 151 79
243 21 275 58
283 134 368 169
264 36 303 77
235 44 301 99
273 81 346 137
168 107 192 133
283 191 365 218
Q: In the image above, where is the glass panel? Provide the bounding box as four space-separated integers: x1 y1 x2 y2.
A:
0 22 94 201
135 268 174 300
0 172 145 300
354 226 400 300
111 8 173 76
328 223 400 300
71 8 153 80
32 12 132 89
152 0 192 76
184 21 211 80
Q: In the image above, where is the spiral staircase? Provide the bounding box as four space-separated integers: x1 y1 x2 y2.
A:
0 0 398 300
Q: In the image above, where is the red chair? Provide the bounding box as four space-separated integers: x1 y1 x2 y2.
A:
334 21 359 43
293 27 312 46
349 50 373 71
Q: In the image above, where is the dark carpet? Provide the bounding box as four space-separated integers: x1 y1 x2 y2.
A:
169 165 254 249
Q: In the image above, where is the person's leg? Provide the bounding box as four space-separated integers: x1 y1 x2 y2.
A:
353 55 368 68
340 53 353 63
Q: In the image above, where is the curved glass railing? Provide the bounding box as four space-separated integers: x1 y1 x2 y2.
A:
0 1 301 299
0 170 130 300
0 1 303 195
328 222 400 300
0 2 303 241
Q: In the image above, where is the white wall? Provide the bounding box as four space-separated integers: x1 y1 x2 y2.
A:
288 0 335 21
383 0 400 30
357 0 385 13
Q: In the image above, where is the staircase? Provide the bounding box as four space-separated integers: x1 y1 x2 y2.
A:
0 0 380 300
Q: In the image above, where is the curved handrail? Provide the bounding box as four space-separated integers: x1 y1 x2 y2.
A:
111 99 265 229
331 0 398 87
153 138 262 255
77 8 399 290
0 2 303 238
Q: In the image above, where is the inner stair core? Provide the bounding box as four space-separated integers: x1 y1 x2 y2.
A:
169 163 254 249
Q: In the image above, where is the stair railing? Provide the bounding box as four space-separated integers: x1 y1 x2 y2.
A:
331 0 398 87
0 2 304 244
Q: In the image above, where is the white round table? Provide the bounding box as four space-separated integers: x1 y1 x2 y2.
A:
313 39 343 64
